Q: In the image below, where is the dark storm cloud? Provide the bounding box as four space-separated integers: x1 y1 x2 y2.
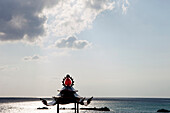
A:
0 0 58 42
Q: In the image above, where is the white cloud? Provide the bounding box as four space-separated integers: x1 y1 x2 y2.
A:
52 36 91 49
0 32 5 36
121 0 130 14
43 0 116 37
0 0 129 46
0 65 8 71
23 55 47 61
0 65 18 71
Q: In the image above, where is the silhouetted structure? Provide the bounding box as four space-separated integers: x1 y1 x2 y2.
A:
40 74 93 113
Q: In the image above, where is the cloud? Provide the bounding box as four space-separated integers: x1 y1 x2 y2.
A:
23 55 47 61
119 0 130 14
0 65 8 71
0 65 18 71
53 36 91 49
43 0 116 37
0 0 129 44
0 0 58 42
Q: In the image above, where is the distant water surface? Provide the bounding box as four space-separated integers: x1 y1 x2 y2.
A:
0 97 170 113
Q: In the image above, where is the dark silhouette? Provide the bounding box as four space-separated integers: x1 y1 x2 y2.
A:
157 109 170 112
59 107 110 111
40 74 93 113
37 107 48 110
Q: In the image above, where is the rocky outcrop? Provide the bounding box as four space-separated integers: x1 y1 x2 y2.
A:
60 107 110 111
37 107 48 110
80 107 110 111
157 109 170 112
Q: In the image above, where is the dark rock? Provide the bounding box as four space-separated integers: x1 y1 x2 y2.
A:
37 107 48 110
80 107 110 111
60 107 110 111
157 109 170 112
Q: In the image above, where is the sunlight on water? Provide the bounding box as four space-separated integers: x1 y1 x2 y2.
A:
0 101 113 113
1 98 170 113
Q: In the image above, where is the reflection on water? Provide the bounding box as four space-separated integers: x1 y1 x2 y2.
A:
1 98 170 113
0 101 113 113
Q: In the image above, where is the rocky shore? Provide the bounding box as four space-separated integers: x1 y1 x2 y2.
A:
38 107 110 111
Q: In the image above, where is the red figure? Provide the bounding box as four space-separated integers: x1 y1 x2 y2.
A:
64 77 72 86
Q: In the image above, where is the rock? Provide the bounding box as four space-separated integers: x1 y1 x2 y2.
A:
58 107 111 111
80 107 110 111
157 109 170 112
37 107 48 110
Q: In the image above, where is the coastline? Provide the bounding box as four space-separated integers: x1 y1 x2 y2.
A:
1 97 170 103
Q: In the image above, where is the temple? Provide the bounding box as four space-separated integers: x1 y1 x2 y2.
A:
40 74 93 113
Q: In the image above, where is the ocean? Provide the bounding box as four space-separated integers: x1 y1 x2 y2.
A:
0 97 170 113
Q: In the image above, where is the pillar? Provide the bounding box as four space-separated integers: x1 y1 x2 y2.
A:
75 103 77 113
57 104 59 113
77 103 79 113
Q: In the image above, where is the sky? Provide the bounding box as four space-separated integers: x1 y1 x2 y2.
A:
0 0 170 97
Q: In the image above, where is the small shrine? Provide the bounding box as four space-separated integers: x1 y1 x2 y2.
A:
40 74 93 113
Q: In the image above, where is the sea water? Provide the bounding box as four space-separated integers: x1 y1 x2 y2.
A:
0 98 170 113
